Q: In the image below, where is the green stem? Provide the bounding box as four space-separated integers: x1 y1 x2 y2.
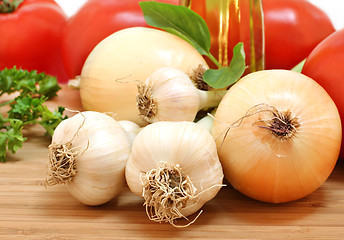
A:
0 99 14 107
198 89 227 110
0 0 23 13
206 53 223 69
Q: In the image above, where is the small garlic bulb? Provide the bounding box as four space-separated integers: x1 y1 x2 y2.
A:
137 67 226 123
46 111 131 206
118 120 141 145
125 121 224 226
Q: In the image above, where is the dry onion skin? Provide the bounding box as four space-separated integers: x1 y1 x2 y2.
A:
46 111 132 206
125 121 224 226
79 27 208 126
212 70 342 203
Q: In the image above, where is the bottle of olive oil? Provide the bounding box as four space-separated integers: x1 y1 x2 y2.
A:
180 0 264 73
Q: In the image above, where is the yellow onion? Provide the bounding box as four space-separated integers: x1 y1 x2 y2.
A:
78 27 208 126
212 70 342 203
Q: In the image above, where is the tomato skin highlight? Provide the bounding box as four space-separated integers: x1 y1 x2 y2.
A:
302 29 344 160
0 0 68 82
263 0 335 70
61 0 179 80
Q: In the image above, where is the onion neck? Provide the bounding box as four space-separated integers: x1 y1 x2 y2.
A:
198 89 227 110
0 0 23 13
247 105 300 139
263 109 300 139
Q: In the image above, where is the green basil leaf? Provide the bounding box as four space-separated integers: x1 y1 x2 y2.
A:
291 59 306 73
203 42 246 89
139 1 210 56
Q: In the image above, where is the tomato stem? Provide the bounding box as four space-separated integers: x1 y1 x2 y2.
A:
0 0 23 13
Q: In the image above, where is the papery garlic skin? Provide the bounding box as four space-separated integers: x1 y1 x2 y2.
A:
79 27 208 126
118 120 141 146
48 111 131 206
212 70 342 203
137 67 226 123
125 121 224 220
138 67 201 123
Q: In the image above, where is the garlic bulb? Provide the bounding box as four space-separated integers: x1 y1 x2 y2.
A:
46 111 132 206
79 27 208 126
137 67 226 123
125 121 224 226
118 120 141 145
196 114 215 133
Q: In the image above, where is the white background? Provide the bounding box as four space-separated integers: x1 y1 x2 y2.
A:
55 0 344 30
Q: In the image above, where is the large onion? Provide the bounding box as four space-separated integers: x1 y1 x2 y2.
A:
79 27 208 125
212 70 342 203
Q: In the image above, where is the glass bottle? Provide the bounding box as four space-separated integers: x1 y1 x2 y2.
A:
180 0 265 73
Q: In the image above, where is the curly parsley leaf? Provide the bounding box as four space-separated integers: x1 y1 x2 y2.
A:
0 67 67 162
0 66 60 98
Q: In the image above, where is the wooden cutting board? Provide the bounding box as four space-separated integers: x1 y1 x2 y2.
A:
1 86 344 239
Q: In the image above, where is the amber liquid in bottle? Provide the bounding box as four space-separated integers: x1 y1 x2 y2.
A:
180 0 264 72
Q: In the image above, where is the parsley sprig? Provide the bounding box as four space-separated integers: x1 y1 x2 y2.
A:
0 67 67 162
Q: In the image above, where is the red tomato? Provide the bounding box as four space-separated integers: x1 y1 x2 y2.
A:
302 29 344 160
61 0 179 80
263 0 335 70
0 0 68 82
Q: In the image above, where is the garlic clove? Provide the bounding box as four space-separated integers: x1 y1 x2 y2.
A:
118 120 141 146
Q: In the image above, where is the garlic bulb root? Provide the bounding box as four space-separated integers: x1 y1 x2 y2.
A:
189 64 208 90
45 113 88 186
46 142 77 185
141 161 196 225
136 81 158 122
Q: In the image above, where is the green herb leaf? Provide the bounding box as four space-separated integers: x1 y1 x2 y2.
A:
139 1 222 68
6 120 26 154
39 106 67 136
0 67 67 162
203 42 246 89
140 1 210 55
291 59 306 73
0 120 26 162
0 66 61 98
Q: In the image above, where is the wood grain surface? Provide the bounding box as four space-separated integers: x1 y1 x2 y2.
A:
1 86 344 240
